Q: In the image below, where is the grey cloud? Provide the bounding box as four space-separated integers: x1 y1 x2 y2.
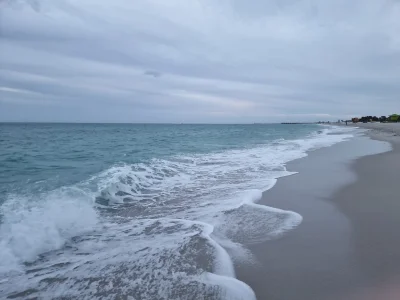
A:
1 0 400 123
144 71 162 78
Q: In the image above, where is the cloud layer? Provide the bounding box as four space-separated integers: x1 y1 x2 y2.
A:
1 0 400 122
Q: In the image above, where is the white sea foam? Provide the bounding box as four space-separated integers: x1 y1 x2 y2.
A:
212 189 302 247
0 188 98 275
1 218 255 299
0 125 355 299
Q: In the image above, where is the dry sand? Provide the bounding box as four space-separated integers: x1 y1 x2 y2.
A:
351 122 400 136
236 124 400 300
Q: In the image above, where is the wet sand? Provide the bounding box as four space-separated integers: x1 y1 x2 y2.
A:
236 125 400 300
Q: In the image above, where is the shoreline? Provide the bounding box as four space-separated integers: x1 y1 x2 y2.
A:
235 124 399 299
332 124 400 299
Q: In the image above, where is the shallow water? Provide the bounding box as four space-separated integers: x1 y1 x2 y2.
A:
0 123 355 299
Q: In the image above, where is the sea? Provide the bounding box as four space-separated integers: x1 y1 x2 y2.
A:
0 123 355 299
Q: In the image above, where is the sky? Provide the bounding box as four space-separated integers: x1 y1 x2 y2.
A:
0 0 399 123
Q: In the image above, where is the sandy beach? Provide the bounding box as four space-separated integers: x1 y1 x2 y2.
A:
236 123 400 300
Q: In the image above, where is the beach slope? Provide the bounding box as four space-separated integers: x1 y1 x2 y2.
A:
236 126 400 300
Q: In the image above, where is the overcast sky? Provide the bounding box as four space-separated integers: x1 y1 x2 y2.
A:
1 0 399 123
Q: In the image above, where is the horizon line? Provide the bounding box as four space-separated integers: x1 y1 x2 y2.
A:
0 121 326 125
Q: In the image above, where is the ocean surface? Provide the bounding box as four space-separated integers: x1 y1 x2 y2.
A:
0 123 354 299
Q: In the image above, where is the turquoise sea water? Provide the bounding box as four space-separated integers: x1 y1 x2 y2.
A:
1 123 318 196
0 123 354 299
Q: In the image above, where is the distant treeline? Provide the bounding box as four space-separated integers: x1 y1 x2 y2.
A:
352 114 400 123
